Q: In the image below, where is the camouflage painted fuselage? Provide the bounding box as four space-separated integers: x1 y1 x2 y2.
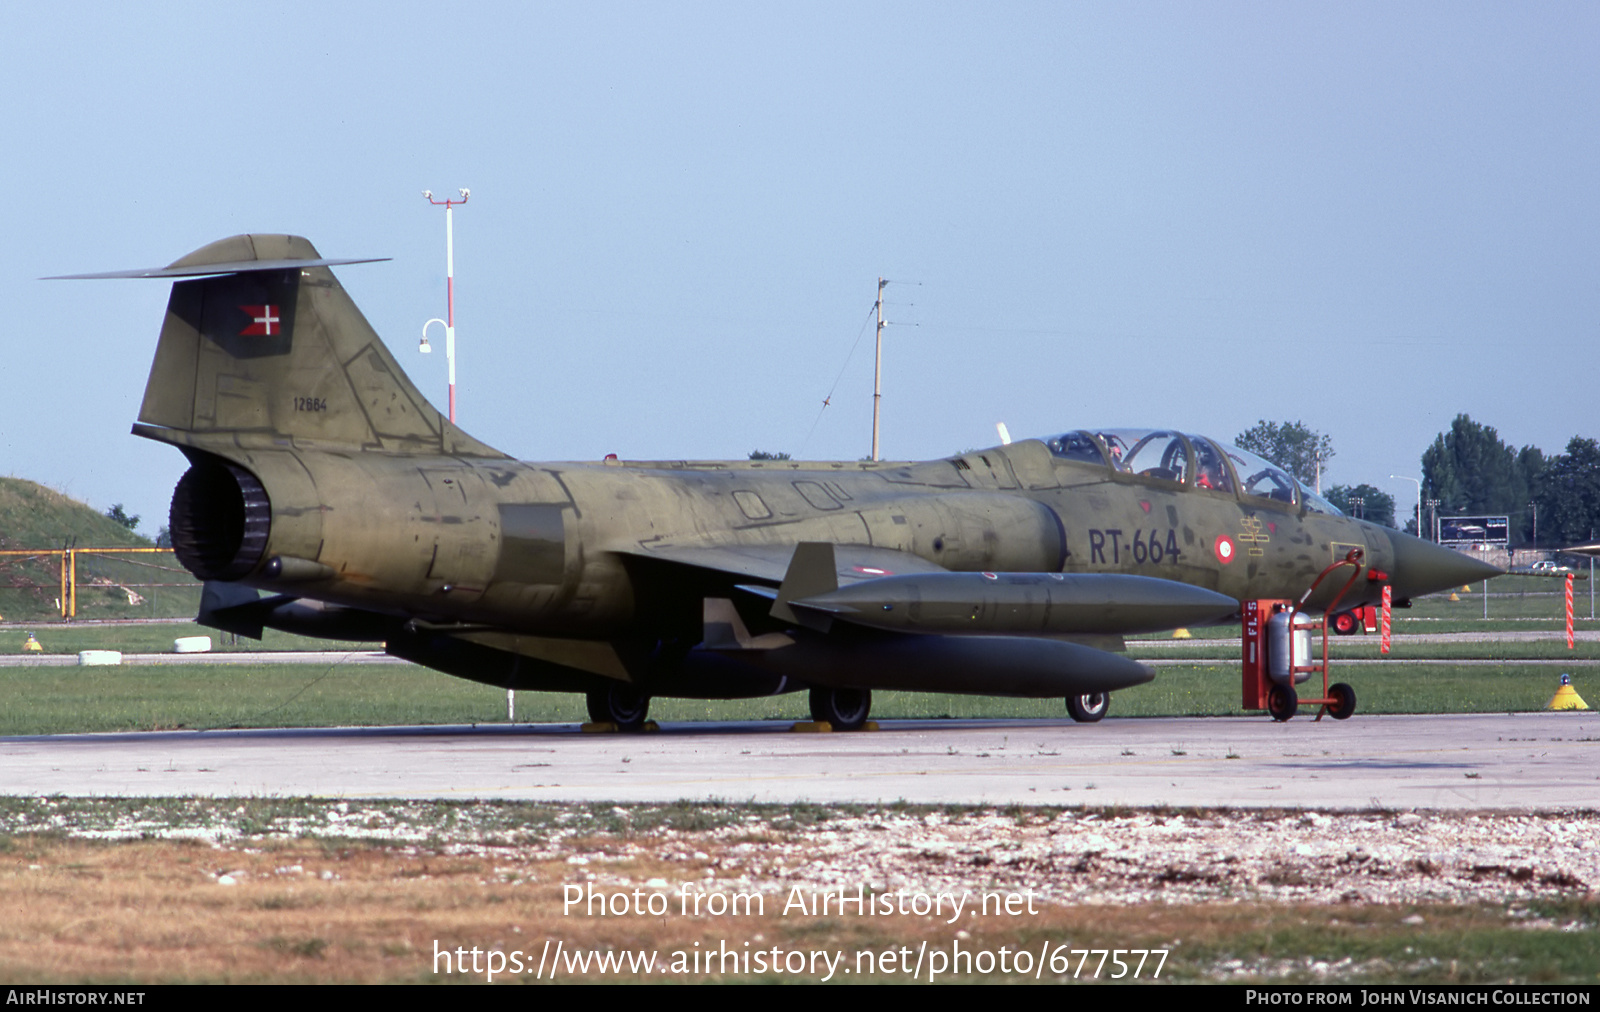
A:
156 439 1404 638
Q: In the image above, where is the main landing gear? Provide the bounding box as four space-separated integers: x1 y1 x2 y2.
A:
1065 692 1109 723
586 684 651 731
810 687 872 731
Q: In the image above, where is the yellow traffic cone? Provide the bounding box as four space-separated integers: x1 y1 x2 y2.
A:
1172 628 1192 639
23 633 43 653
1448 592 1460 602
1548 674 1591 711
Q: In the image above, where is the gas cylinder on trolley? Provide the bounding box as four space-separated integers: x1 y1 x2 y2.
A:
1265 608 1317 686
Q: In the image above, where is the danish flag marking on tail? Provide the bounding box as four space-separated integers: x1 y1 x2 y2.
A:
240 305 281 336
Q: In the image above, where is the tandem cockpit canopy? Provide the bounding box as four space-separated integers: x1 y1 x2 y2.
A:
1041 429 1345 515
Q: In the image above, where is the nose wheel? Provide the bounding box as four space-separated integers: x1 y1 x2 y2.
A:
1065 692 1109 723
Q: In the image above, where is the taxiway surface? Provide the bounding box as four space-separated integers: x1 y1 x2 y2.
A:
3 712 1596 809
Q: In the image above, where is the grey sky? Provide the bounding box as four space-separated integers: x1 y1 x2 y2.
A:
3 2 1594 534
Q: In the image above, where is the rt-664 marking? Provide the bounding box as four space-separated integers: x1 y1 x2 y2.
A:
1088 528 1180 565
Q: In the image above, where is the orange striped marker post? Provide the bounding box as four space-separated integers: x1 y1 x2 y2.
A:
1381 585 1392 654
1566 573 1575 649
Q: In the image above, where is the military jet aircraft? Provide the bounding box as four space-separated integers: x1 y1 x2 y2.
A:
59 234 1502 729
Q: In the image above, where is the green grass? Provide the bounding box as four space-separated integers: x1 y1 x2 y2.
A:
0 477 201 624
0 478 150 546
1 657 1587 737
0 662 530 736
1164 899 1600 983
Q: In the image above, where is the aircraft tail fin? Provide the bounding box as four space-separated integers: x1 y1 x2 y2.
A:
119 234 506 458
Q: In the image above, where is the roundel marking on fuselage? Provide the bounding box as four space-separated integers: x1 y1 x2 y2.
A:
1214 535 1236 565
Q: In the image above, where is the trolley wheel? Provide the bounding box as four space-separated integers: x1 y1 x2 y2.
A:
1267 683 1298 722
1065 691 1110 723
810 687 872 731
1331 611 1360 636
586 684 651 730
1327 682 1357 720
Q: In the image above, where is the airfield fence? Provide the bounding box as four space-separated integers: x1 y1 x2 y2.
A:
0 547 200 621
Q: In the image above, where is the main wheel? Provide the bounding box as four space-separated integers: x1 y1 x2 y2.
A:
810 687 872 731
1267 683 1298 722
1066 692 1109 723
586 684 651 730
1327 682 1357 720
1331 611 1359 636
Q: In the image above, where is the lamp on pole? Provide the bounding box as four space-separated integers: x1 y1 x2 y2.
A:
1390 475 1421 535
421 188 469 423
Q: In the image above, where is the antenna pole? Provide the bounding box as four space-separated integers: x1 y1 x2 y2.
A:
872 277 886 461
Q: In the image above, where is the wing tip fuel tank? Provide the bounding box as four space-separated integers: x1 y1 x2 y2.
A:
788 571 1240 637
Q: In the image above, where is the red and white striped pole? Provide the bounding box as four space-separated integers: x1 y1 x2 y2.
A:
424 188 469 423
1381 584 1392 654
1566 572 1575 649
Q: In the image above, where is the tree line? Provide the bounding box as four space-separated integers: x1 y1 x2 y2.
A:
1237 416 1599 547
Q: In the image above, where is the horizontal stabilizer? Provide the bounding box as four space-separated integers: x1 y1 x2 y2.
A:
45 257 388 280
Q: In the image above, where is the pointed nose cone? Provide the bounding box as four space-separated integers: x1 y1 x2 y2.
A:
1386 531 1504 600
